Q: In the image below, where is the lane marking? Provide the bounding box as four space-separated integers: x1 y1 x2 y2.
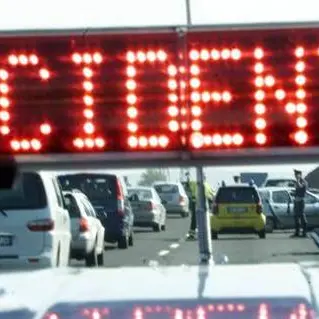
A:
169 243 180 249
158 250 170 257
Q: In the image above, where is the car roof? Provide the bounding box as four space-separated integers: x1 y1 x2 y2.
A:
219 183 255 188
259 186 295 191
128 187 153 191
153 181 179 185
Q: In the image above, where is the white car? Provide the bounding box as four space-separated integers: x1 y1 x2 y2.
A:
63 189 105 267
0 171 71 270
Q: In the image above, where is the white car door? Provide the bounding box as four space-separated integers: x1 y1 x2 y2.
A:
153 189 166 225
50 178 71 266
82 196 105 253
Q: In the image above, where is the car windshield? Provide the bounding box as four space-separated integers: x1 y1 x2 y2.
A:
154 184 179 194
216 187 259 203
128 189 152 200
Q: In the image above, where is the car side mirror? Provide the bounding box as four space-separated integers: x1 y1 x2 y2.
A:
161 199 167 205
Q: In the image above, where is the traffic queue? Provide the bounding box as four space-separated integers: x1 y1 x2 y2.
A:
0 168 314 271
207 169 318 240
0 169 214 270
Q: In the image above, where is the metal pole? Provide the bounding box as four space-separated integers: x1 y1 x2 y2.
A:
185 0 192 26
196 166 214 265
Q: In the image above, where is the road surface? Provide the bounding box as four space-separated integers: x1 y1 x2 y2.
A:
70 215 319 267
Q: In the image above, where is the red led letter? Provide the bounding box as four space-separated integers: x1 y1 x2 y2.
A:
0 54 51 152
252 46 308 146
188 48 244 149
72 52 105 150
125 50 180 149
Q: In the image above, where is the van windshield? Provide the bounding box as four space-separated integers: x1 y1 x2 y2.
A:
58 174 117 209
0 172 46 209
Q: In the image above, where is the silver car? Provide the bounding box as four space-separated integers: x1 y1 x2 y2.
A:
259 187 319 232
153 182 190 218
128 187 166 232
63 190 105 267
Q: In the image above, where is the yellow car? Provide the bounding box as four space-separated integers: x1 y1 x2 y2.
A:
210 184 266 239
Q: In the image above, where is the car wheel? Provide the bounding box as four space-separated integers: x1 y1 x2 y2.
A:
181 212 188 218
258 229 266 239
211 231 218 240
85 248 98 267
128 231 134 246
266 218 275 233
97 252 104 266
153 223 161 232
118 234 129 249
161 224 166 231
56 246 60 267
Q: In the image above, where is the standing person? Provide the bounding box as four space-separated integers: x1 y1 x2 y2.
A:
292 169 308 237
184 172 197 240
186 173 214 240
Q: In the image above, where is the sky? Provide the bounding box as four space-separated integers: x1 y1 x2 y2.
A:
0 0 318 30
2 0 318 185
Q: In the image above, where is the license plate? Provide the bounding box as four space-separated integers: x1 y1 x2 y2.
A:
0 236 12 247
227 207 248 213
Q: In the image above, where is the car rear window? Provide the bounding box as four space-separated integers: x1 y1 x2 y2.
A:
128 189 152 200
215 187 260 204
0 172 46 209
58 174 117 203
154 184 179 194
64 194 81 218
265 179 296 187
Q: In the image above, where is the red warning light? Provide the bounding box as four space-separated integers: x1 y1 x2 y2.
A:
0 28 318 154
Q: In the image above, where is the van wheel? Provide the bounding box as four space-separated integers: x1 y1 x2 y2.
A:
85 248 98 267
118 234 129 249
128 232 134 246
258 229 266 239
97 252 104 266
211 231 218 240
153 223 161 232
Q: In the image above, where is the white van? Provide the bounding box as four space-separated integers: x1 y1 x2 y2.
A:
0 171 71 269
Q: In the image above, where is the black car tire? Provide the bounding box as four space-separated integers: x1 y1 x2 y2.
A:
128 231 134 246
153 223 161 232
211 231 218 240
118 234 129 249
258 229 266 239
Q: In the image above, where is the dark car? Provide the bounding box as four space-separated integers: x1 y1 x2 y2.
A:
58 173 134 249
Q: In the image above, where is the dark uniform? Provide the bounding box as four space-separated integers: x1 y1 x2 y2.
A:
292 170 308 237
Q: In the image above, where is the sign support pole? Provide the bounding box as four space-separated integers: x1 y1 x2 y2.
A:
196 165 214 264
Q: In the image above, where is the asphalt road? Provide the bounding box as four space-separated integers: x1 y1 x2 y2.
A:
70 214 191 268
70 215 319 267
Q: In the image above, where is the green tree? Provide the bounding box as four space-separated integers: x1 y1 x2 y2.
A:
138 169 167 186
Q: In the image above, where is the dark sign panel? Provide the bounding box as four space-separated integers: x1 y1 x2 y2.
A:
0 27 318 154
